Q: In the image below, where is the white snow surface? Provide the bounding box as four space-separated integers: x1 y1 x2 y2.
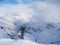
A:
0 39 58 45
0 39 40 45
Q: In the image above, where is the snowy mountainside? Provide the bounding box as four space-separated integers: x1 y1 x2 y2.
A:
24 22 60 44
0 16 60 44
0 17 59 44
0 39 40 45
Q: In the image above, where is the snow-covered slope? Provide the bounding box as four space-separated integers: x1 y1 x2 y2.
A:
24 22 60 44
0 16 60 44
0 39 40 45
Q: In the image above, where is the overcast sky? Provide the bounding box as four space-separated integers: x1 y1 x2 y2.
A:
0 0 60 23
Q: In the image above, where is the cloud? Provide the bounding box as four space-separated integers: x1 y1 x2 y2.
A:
0 4 37 22
30 1 60 23
45 0 60 4
0 0 60 23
